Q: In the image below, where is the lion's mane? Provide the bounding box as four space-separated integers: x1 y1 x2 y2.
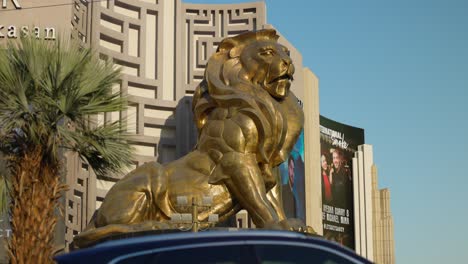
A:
192 29 288 164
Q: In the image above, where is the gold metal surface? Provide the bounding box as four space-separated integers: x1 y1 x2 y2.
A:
74 29 315 248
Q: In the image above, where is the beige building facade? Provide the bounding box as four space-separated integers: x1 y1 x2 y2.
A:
372 166 396 264
0 0 72 41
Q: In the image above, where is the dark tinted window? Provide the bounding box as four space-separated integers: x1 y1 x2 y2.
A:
116 244 244 264
252 245 356 264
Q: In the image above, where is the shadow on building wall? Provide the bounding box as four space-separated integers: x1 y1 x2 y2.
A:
157 95 198 164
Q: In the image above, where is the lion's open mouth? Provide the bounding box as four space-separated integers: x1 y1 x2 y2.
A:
269 73 293 84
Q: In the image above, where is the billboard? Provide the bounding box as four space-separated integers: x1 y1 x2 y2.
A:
280 130 305 222
320 115 364 249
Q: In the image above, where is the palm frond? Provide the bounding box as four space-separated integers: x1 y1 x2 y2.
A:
59 121 133 177
0 36 133 173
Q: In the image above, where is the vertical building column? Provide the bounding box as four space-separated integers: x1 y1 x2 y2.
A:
372 165 383 263
303 68 322 234
381 188 395 264
353 156 361 254
353 144 375 261
356 150 367 257
361 144 374 261
161 0 175 101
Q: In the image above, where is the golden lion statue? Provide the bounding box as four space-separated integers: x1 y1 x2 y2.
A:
74 29 312 247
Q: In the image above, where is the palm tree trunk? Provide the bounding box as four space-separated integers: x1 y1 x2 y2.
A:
7 147 66 264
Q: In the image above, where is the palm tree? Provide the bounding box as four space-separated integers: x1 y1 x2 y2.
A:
0 37 133 263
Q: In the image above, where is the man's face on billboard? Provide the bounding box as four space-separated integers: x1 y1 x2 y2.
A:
332 151 341 169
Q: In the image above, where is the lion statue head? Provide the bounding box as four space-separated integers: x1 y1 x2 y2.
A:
192 29 297 164
216 29 295 99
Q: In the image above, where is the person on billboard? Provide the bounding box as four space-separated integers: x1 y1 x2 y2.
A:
281 153 305 221
282 156 297 218
293 153 305 221
321 154 333 203
329 149 352 209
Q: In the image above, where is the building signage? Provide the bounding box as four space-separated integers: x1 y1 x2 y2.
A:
320 115 364 250
2 0 21 9
0 216 11 238
0 25 56 40
0 1 57 40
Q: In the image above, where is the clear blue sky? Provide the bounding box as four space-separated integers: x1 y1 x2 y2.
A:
188 0 468 262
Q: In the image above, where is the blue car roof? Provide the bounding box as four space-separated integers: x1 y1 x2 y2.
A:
56 230 371 264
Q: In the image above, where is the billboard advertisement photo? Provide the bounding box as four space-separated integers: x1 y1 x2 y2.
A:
280 130 306 223
320 116 364 249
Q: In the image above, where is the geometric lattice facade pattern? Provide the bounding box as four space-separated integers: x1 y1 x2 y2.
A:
64 153 97 245
180 2 266 93
65 0 268 248
71 0 92 43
